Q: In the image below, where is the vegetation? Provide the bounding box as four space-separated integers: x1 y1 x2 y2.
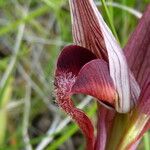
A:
0 0 149 149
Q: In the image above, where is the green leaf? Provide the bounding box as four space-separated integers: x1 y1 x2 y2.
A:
0 78 12 145
0 5 49 36
144 132 150 150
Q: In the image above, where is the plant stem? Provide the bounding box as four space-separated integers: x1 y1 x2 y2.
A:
101 0 120 43
117 113 149 150
143 132 150 150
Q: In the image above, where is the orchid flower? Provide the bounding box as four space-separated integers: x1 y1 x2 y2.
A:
54 0 150 150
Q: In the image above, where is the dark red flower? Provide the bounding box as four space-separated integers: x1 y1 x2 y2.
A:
54 1 150 149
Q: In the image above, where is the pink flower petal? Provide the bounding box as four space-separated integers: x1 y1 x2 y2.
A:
124 5 150 110
123 7 150 144
124 6 150 111
55 45 116 149
56 45 97 76
94 105 115 150
124 5 150 89
69 0 139 113
69 0 107 59
55 73 95 150
138 77 150 115
55 97 95 150
72 59 117 107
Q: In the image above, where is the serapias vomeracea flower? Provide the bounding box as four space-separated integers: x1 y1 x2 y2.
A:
54 0 150 150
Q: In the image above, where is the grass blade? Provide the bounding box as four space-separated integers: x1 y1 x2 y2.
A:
100 0 120 43
143 132 150 150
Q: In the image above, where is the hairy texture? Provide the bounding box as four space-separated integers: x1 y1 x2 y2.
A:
55 72 76 100
55 72 94 150
55 1 150 149
55 45 117 150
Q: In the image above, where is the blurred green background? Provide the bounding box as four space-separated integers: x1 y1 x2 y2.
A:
0 0 149 150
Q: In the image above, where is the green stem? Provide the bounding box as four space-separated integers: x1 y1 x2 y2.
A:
108 0 114 21
117 113 149 150
121 0 128 46
106 113 129 150
101 0 120 43
144 132 150 150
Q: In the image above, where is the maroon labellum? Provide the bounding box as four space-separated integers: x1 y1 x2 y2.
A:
54 1 150 149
